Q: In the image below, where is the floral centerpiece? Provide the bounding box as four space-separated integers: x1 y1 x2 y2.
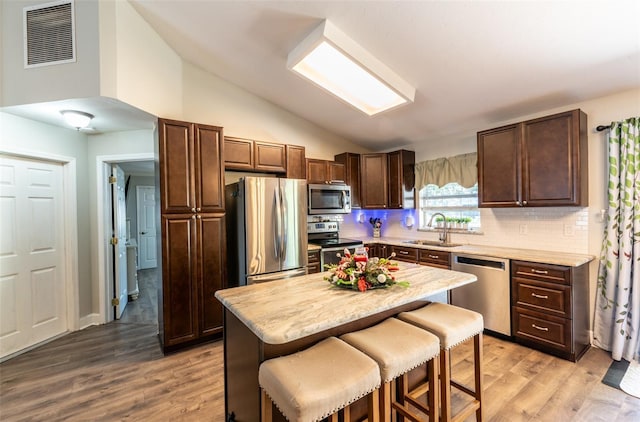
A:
324 247 410 292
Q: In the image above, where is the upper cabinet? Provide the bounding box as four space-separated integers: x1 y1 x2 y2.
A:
478 109 588 208
306 158 345 184
360 150 415 209
360 153 388 208
334 152 361 208
286 145 306 179
223 136 287 174
159 119 224 214
387 149 415 209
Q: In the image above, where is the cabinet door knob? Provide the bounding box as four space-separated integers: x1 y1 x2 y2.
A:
191 207 196 212
516 201 521 206
522 200 528 206
196 207 201 212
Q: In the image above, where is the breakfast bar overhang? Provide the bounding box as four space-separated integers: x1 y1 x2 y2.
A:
215 264 477 421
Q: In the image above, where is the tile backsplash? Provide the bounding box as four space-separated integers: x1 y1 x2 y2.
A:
339 207 590 254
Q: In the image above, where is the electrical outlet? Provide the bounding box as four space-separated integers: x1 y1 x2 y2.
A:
564 224 575 237
519 224 528 235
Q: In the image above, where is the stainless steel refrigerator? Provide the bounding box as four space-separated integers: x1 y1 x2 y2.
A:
225 177 308 286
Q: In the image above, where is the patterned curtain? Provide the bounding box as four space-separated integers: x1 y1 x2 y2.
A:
593 117 640 362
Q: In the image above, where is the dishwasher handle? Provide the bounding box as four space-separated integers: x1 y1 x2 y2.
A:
455 255 506 270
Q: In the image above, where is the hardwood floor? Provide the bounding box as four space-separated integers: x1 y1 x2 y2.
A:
1 271 639 422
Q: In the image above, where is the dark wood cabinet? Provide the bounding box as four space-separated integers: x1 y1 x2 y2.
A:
511 260 589 362
306 158 345 184
254 141 286 173
387 150 415 209
286 145 306 179
389 245 418 263
307 249 321 274
360 153 388 208
334 152 361 208
223 136 254 171
478 109 588 207
418 249 450 269
360 150 415 209
158 118 226 352
224 136 288 174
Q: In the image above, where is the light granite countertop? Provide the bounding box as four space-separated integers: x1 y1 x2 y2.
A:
215 263 476 345
307 244 321 251
360 237 594 267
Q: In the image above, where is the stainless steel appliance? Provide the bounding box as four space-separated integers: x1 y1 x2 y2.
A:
307 222 363 268
451 253 511 337
225 177 308 286
308 183 351 215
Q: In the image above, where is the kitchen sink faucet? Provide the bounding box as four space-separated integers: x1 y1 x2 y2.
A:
427 212 450 244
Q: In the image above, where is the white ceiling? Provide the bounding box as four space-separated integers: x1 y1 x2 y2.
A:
4 1 639 151
128 0 640 150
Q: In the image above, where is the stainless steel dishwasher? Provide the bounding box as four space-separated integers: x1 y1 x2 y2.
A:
451 253 511 337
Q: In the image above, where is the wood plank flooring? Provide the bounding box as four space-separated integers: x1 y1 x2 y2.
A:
1 269 639 421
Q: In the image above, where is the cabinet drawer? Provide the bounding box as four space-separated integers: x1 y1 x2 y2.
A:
512 261 570 285
307 263 321 274
513 307 570 353
390 246 418 263
418 249 450 268
513 278 571 318
307 250 320 264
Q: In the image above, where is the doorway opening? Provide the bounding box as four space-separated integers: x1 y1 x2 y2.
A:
97 155 157 326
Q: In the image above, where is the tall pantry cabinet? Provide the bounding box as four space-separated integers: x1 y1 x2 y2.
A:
157 118 226 352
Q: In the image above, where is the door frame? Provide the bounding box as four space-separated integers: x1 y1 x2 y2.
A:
96 153 154 323
0 146 79 332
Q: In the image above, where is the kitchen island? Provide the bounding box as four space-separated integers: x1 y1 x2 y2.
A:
215 263 477 422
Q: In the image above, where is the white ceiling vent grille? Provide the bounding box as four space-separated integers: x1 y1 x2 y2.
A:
23 0 76 68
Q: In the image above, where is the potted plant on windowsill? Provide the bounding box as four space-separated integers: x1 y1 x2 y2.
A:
435 216 445 228
461 217 472 230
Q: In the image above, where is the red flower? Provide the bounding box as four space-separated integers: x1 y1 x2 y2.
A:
358 278 368 292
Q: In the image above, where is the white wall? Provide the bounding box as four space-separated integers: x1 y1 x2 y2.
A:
0 112 91 317
181 63 368 159
1 0 101 107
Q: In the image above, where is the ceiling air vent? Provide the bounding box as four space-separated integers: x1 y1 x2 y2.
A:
23 0 76 68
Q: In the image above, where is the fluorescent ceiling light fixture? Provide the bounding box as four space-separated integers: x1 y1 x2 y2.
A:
288 20 415 116
60 109 94 129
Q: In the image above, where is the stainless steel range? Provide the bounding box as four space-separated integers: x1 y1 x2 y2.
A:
307 222 363 268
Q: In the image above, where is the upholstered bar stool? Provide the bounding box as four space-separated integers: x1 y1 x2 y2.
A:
340 318 440 422
258 336 381 422
399 303 484 422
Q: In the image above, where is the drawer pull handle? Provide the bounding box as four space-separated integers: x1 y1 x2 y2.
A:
532 324 549 332
428 254 439 259
399 251 409 255
531 293 549 299
531 269 549 275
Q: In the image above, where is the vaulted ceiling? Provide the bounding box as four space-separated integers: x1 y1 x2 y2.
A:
129 0 640 150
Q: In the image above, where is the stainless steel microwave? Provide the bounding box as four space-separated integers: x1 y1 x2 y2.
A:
308 184 351 214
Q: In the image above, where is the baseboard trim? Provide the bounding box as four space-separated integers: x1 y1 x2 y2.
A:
78 313 102 330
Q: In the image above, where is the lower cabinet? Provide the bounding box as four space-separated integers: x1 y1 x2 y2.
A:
511 260 589 362
159 214 226 351
307 249 321 274
389 245 418 263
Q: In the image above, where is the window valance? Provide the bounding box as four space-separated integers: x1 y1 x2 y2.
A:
414 152 477 190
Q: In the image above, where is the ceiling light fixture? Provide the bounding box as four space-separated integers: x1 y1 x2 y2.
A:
287 20 415 116
60 109 94 130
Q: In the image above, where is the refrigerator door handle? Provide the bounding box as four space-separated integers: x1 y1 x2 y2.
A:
273 189 282 259
280 186 287 261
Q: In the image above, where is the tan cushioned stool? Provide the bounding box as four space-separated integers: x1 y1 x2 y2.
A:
399 303 484 422
341 318 441 421
259 337 381 422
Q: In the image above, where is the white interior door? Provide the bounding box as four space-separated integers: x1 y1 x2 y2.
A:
136 185 157 269
111 165 128 319
0 155 67 359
